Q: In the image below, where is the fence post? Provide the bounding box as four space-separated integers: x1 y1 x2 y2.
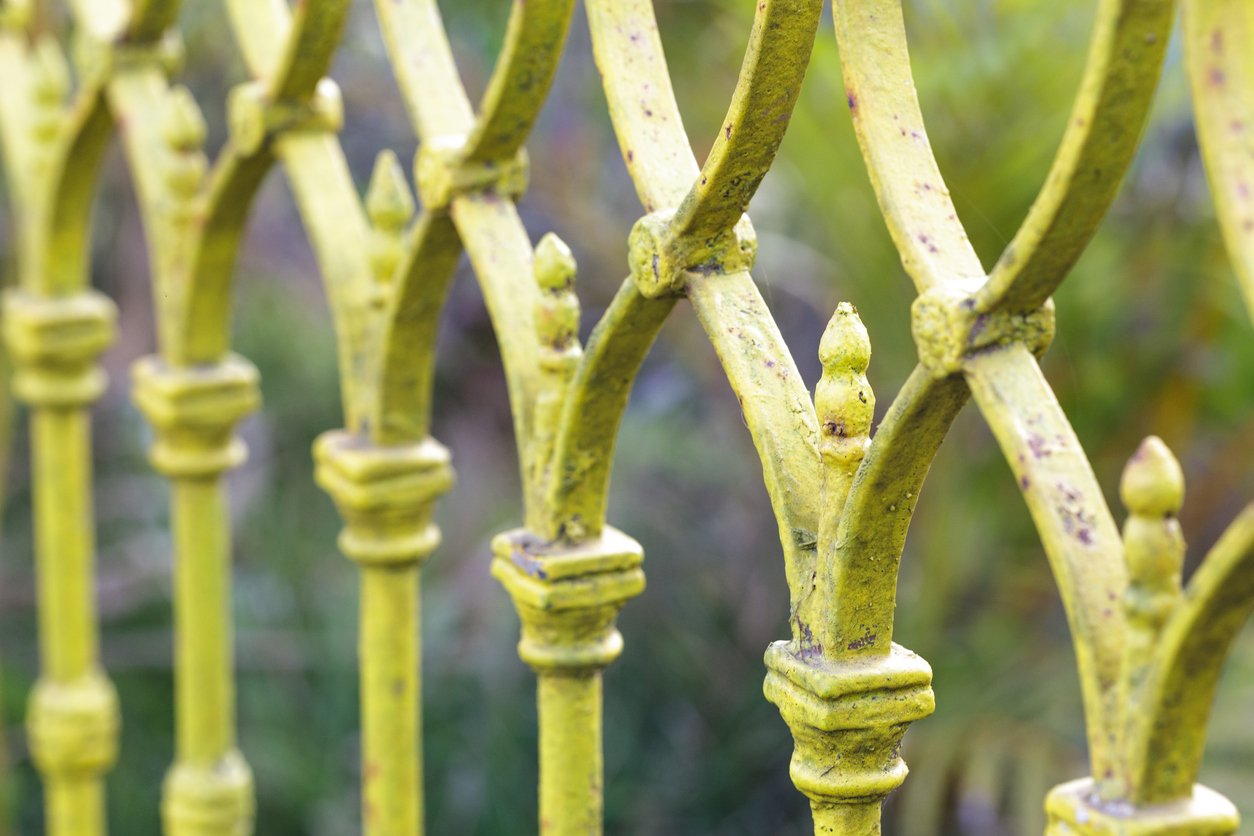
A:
132 356 260 834
5 290 118 836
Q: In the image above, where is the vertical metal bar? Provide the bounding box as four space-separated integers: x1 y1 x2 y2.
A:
359 566 422 834
32 408 111 836
133 356 259 836
171 480 236 763
537 673 602 834
6 289 119 836
315 432 453 836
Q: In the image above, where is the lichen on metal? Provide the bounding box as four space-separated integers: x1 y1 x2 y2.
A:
3 0 1254 834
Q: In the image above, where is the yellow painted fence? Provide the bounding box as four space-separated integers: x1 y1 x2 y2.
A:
0 0 1253 833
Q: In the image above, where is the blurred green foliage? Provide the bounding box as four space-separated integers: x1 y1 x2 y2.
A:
2 1 1254 834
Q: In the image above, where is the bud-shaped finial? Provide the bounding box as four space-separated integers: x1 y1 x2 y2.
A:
534 233 580 357
816 304 874 453
1121 436 1184 519
366 150 414 285
161 86 207 153
816 303 874 522
160 86 208 203
529 233 582 490
535 232 577 293
366 150 414 234
1121 436 1185 629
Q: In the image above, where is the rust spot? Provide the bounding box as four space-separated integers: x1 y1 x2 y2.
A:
846 90 858 113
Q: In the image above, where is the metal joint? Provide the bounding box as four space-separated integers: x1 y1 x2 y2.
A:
162 753 255 836
131 354 261 479
414 135 529 213
763 642 934 814
3 289 117 409
227 77 344 157
26 672 120 776
627 210 757 299
491 527 645 672
313 431 455 569
72 29 185 81
1045 780 1239 835
911 283 1056 378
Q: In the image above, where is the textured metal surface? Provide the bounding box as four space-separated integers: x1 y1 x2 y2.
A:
1 0 1253 834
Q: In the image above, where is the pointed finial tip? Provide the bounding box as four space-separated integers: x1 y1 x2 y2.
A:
534 233 576 292
1121 436 1184 517
819 302 871 374
366 149 415 231
161 86 207 152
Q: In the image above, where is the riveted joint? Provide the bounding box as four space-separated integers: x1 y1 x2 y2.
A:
3 289 117 409
162 752 255 836
132 354 261 479
763 642 934 810
491 527 645 673
228 77 343 157
313 431 455 569
911 284 1055 378
1045 780 1238 835
628 211 757 299
26 671 120 776
414 135 529 212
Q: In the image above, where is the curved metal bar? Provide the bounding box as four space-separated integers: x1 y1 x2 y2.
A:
448 193 542 454
974 0 1174 314
689 272 822 627
225 0 289 85
832 0 985 292
464 0 576 164
226 0 350 103
374 212 463 444
1127 503 1254 803
269 0 352 102
1184 0 1254 321
272 132 373 429
669 0 823 243
105 65 278 366
584 0 699 212
374 0 579 454
175 147 277 364
0 34 37 225
103 71 169 221
549 0 826 545
964 343 1125 787
372 0 476 142
38 80 114 295
126 0 181 42
223 0 381 428
543 281 675 539
818 365 969 656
